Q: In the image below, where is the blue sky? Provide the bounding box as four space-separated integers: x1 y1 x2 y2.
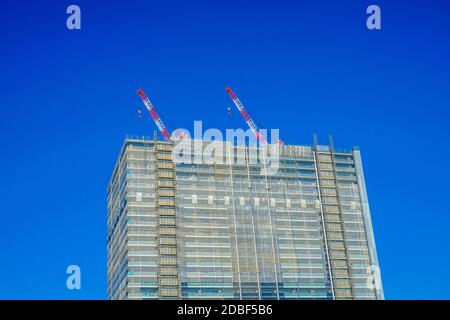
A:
0 0 449 299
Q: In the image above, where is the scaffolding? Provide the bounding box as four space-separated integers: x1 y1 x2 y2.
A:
154 133 180 298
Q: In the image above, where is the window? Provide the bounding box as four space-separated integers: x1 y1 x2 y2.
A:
301 199 307 208
270 198 276 207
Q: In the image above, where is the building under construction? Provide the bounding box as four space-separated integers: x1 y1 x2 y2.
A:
107 134 383 300
107 88 383 300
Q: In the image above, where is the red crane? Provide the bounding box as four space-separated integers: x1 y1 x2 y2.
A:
225 87 270 145
226 87 283 145
137 88 184 143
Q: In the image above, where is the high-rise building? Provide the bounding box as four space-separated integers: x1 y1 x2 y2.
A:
107 135 383 300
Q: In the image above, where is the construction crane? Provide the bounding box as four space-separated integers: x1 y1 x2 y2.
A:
226 87 273 145
137 88 184 143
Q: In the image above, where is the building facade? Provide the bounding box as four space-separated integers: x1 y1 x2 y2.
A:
107 135 383 300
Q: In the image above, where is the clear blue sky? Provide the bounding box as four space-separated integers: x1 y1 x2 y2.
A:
0 0 449 299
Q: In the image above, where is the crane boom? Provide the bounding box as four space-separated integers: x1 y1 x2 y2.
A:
137 89 172 142
225 87 267 144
